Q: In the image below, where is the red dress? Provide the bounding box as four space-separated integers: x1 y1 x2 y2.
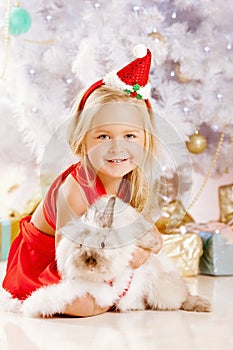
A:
2 162 108 300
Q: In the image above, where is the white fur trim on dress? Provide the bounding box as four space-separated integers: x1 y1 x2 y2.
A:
21 280 87 317
103 70 151 99
0 288 22 313
0 282 87 317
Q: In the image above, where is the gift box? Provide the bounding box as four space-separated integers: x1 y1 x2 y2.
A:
199 231 233 276
161 233 203 276
0 217 20 260
218 183 233 224
0 192 41 261
155 200 194 234
199 227 233 276
185 222 233 276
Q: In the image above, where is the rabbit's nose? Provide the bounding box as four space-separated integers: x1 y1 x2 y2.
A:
83 253 98 267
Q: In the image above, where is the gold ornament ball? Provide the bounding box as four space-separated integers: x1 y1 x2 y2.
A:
148 31 166 44
186 131 207 154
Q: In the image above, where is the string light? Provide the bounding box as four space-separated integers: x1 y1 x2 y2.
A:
94 3 100 9
66 77 73 85
133 5 140 12
171 11 177 19
23 38 56 45
0 0 12 79
231 134 233 157
187 129 226 211
45 14 53 22
203 46 210 53
216 93 223 100
29 68 36 75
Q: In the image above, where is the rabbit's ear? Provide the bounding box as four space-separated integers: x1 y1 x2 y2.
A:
98 197 116 228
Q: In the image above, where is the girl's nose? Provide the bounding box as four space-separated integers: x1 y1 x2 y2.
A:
108 139 125 153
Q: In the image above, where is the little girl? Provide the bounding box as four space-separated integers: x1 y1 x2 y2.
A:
2 45 162 316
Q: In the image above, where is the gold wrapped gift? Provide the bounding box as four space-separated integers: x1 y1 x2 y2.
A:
218 183 233 224
8 191 42 220
161 233 203 276
20 191 42 217
155 200 194 234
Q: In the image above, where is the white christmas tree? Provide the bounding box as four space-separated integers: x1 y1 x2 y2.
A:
0 0 232 216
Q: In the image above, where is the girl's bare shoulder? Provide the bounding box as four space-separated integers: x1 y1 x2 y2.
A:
57 174 88 218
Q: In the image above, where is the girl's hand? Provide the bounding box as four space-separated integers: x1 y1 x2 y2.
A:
129 225 162 269
129 247 151 269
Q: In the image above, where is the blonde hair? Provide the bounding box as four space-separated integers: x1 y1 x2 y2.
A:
67 86 159 214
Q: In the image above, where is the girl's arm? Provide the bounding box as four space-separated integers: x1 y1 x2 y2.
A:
148 225 163 253
56 174 88 229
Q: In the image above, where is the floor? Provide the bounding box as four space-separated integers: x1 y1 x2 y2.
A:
0 261 233 350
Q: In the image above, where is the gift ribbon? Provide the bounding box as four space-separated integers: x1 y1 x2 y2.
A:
185 222 233 245
0 219 11 260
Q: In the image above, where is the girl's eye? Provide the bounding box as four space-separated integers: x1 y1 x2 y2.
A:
124 134 135 139
98 134 110 140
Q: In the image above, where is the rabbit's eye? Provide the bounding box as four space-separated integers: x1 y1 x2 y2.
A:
101 242 105 249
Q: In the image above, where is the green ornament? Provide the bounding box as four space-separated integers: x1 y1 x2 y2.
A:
7 7 32 36
133 84 141 91
136 94 142 99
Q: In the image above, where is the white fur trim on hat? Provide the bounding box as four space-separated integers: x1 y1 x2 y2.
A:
103 70 151 99
133 44 147 58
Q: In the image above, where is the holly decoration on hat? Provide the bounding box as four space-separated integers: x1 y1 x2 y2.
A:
124 83 143 99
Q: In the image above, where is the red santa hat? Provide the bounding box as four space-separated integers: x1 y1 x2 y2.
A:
79 44 152 110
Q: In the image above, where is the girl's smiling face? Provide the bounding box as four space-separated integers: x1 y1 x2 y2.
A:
84 103 145 182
